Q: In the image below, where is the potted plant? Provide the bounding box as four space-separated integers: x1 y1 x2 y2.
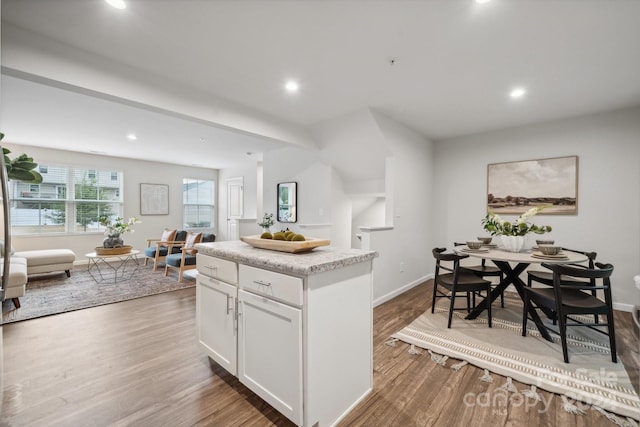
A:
481 205 552 252
1 132 43 183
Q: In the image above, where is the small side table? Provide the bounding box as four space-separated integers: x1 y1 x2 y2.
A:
86 250 141 283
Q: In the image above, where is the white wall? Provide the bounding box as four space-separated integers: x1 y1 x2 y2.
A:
433 107 640 308
3 143 217 262
351 197 386 248
368 111 435 304
292 108 435 305
263 146 331 236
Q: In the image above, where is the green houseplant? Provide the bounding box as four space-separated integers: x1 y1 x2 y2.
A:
481 205 552 252
1 132 43 184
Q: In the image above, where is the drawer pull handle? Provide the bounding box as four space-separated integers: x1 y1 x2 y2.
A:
253 280 272 287
227 295 234 315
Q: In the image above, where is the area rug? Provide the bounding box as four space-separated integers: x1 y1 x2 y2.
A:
1 265 196 324
391 297 640 422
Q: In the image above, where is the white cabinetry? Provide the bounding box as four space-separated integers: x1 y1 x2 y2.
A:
196 254 238 375
238 289 303 425
196 244 374 427
196 274 237 375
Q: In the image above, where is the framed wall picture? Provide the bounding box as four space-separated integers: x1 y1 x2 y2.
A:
277 182 297 223
140 183 169 215
487 156 578 215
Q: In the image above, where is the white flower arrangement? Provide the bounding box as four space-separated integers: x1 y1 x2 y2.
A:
99 216 141 237
482 205 552 237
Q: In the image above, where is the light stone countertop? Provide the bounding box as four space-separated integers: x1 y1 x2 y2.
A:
195 240 377 276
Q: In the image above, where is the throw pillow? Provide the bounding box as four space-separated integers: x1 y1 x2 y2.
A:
160 229 177 247
184 232 202 255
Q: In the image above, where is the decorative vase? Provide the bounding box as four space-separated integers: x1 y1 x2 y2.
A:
500 235 526 253
103 235 124 248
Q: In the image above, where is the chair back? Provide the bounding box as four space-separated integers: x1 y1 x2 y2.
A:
454 242 489 267
159 229 177 247
561 248 597 268
183 232 203 254
433 247 468 277
542 262 614 298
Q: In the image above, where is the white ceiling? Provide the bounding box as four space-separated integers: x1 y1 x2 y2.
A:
1 0 640 168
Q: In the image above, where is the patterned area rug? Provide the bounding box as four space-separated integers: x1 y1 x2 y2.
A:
391 297 640 422
2 264 196 324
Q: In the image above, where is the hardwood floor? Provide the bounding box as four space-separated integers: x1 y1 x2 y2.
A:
1 281 637 426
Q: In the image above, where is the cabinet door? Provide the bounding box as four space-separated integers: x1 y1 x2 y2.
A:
238 290 302 426
196 274 237 375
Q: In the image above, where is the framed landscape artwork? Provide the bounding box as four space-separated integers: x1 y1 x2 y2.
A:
487 156 578 215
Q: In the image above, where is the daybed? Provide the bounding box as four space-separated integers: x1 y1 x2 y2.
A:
2 249 76 309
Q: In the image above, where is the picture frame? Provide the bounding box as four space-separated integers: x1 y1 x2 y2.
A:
487 156 578 215
140 183 169 215
277 182 297 223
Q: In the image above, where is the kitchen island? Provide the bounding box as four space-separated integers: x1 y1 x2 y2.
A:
194 240 377 427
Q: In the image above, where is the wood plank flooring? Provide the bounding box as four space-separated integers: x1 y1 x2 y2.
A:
1 281 637 426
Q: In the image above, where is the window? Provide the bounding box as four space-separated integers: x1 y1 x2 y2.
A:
9 164 123 235
183 178 215 230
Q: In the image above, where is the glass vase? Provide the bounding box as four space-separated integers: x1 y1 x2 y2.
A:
103 235 124 248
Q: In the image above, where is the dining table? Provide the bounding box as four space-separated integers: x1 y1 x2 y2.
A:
453 244 588 341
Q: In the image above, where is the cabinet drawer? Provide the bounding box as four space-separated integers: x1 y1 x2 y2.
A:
197 253 238 284
239 264 303 307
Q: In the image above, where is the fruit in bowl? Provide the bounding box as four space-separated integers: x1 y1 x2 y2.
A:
466 240 483 250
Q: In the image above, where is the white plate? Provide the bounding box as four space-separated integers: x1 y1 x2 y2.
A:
531 252 569 260
462 247 489 253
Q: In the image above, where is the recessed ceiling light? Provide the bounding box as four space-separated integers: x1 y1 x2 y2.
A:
475 0 491 4
106 0 126 10
127 133 137 140
510 87 527 99
285 81 299 93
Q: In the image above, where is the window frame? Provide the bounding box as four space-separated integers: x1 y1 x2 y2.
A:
8 163 124 236
182 178 215 232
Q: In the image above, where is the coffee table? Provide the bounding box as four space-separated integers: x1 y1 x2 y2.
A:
86 250 140 283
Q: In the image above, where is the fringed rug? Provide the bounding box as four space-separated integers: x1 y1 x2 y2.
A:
2 265 196 324
390 297 640 423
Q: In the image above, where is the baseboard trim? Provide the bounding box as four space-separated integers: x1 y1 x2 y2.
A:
373 274 432 307
613 302 634 312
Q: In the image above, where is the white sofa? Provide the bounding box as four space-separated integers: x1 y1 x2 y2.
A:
13 249 76 277
1 257 28 308
2 249 76 309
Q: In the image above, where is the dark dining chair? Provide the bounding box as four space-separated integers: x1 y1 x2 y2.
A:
527 248 598 323
522 262 616 363
454 242 504 307
432 248 493 328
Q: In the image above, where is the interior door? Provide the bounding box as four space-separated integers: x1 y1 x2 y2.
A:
226 177 243 240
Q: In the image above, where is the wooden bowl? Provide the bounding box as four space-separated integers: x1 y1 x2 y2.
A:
536 239 554 246
477 237 492 244
466 241 483 250
538 245 561 255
